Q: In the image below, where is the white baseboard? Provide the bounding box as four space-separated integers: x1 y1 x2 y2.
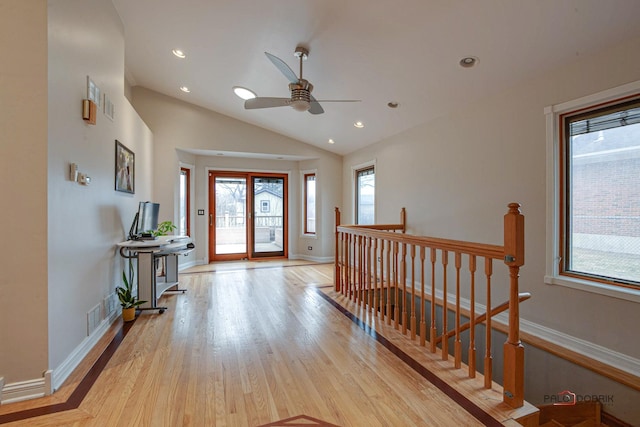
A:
410 284 640 378
0 371 51 404
49 310 118 395
289 254 333 263
179 259 197 270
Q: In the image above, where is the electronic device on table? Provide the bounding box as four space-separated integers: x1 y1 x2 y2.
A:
128 201 160 241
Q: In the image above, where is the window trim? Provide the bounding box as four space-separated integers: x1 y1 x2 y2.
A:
352 160 376 225
303 172 316 235
545 80 640 303
179 165 192 237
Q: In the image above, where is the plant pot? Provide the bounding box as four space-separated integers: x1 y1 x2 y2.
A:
122 307 136 322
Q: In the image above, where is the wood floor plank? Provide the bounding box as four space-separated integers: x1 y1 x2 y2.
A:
0 262 522 426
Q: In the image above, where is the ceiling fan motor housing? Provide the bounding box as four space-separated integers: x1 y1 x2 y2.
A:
289 80 312 111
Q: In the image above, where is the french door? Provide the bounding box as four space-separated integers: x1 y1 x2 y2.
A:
208 171 287 261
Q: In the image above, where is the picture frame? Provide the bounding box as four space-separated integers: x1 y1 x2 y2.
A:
115 140 134 193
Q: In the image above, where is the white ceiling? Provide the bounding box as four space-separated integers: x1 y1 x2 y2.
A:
112 0 640 156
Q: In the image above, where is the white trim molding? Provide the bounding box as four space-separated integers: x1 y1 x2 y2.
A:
0 371 52 405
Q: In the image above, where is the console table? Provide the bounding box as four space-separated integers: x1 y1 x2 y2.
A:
117 236 194 313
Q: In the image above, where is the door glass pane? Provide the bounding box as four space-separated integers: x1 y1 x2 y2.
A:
253 177 284 255
215 177 246 255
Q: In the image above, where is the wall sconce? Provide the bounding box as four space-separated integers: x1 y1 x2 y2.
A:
82 99 97 125
69 163 91 185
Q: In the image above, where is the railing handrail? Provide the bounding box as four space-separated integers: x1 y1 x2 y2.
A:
337 225 505 260
333 203 526 409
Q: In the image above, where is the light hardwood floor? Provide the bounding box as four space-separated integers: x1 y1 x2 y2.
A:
0 261 526 426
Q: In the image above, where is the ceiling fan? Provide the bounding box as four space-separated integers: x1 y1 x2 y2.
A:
244 46 360 115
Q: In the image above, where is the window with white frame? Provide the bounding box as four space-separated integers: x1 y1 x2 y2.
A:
355 166 375 225
546 82 640 296
304 173 316 234
179 167 190 236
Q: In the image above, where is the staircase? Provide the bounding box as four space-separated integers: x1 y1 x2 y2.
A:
536 401 630 427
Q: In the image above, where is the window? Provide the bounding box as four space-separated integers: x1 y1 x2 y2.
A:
179 167 190 236
261 200 270 212
304 173 316 234
356 166 375 225
546 81 640 298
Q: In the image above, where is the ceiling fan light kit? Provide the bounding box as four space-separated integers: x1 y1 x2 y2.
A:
242 45 360 115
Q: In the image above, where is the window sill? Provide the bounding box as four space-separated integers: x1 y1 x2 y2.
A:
545 274 640 303
301 233 317 239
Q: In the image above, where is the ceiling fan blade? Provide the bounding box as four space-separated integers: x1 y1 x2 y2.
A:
313 99 362 103
265 52 298 83
244 97 290 110
309 96 324 115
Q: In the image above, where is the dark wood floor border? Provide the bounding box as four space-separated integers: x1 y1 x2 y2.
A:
0 321 134 425
314 289 505 427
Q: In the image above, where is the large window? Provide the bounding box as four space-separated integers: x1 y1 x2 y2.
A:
356 166 375 225
304 173 316 234
179 167 190 236
547 83 640 296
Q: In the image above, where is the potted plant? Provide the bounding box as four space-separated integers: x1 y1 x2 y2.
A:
153 220 176 237
116 260 146 322
153 221 177 276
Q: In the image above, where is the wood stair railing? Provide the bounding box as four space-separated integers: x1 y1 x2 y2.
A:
334 203 528 409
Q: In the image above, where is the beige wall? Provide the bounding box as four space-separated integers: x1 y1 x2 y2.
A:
0 0 154 398
46 0 154 383
131 87 342 262
0 0 49 385
343 34 640 422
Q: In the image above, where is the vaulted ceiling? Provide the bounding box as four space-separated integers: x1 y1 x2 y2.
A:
113 0 640 155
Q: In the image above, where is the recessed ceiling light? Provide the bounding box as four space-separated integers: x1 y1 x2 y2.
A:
354 121 364 128
171 49 187 59
328 139 335 144
233 86 257 100
172 49 186 59
179 86 190 93
459 56 478 68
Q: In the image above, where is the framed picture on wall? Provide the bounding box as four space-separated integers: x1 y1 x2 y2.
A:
115 140 134 193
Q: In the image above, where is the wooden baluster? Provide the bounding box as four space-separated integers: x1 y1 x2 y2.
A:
441 250 449 361
401 243 408 335
429 248 437 353
394 241 400 330
484 257 493 389
351 233 357 301
335 208 341 292
372 237 378 318
420 246 426 346
454 252 462 369
344 233 353 299
468 255 477 378
503 202 525 408
357 235 363 306
410 244 416 340
379 239 386 321
358 236 368 306
386 239 392 325
367 236 373 312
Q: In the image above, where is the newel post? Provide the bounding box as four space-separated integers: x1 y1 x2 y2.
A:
503 202 525 408
400 207 406 233
335 207 341 292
